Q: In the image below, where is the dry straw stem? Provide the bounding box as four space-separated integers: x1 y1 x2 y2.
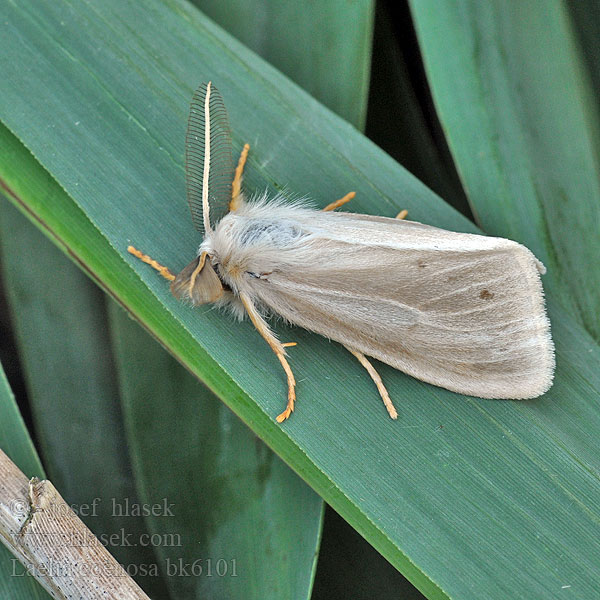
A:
0 449 150 600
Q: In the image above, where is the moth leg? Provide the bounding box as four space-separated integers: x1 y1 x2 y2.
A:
323 191 355 212
239 292 296 423
127 246 175 281
396 209 408 220
345 347 398 419
230 143 250 212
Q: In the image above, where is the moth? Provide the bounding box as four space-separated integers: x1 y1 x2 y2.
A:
129 82 555 423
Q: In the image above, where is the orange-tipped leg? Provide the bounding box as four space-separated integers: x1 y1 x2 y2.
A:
230 143 250 212
239 292 298 423
346 347 398 419
275 353 296 423
396 209 408 220
127 246 175 281
323 191 355 212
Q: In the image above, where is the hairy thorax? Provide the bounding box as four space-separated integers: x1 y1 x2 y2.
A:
201 212 307 289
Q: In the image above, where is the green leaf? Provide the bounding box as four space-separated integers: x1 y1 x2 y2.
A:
0 199 170 598
194 0 374 129
410 0 600 340
109 302 323 599
1 2 600 599
0 362 50 599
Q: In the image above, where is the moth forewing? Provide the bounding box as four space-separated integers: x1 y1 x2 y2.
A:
208 204 555 401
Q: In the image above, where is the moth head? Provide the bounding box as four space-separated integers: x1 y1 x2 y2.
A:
170 253 224 305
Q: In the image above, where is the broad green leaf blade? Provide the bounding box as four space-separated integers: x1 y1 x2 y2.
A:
109 302 323 599
410 0 600 341
1 3 600 599
195 0 374 129
0 199 169 598
0 362 50 599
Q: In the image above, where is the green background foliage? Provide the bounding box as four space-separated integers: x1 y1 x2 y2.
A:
0 1 598 599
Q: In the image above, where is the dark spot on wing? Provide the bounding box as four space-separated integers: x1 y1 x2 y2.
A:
417 259 427 268
479 289 494 300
